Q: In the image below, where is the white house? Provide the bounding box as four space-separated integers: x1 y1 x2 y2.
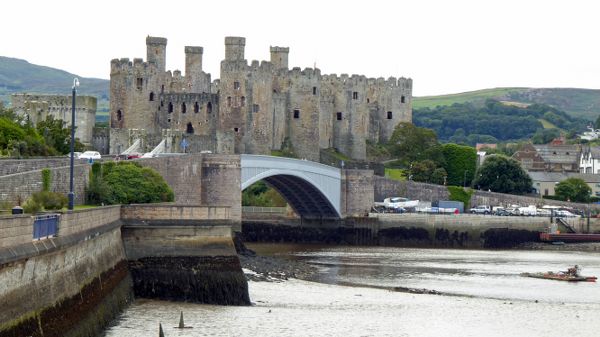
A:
579 146 600 174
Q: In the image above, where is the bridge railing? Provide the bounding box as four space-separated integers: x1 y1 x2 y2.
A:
242 206 287 214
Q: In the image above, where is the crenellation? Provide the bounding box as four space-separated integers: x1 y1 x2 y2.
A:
109 36 412 159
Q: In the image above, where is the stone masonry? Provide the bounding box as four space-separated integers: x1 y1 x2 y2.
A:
11 94 97 145
110 36 413 160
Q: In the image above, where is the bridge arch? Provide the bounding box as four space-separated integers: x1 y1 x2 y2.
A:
241 155 342 219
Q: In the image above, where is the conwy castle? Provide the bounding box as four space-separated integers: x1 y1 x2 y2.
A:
109 36 413 160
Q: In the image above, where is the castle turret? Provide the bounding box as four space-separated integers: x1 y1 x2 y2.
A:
225 37 246 61
185 46 203 77
270 46 289 70
146 36 167 72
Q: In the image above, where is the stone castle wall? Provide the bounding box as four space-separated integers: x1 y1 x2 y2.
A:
109 36 413 159
11 94 97 145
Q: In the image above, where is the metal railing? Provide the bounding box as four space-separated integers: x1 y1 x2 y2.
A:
242 206 287 214
33 214 60 240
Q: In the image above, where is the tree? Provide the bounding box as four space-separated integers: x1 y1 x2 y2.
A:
388 122 438 166
36 115 84 154
87 162 174 205
531 128 560 144
472 155 532 194
441 143 477 187
555 177 591 202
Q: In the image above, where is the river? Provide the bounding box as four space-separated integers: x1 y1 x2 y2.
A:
103 245 600 337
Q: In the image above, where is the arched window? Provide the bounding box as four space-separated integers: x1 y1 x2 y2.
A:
194 102 200 113
168 102 173 113
241 96 246 107
207 102 213 114
182 102 187 114
227 96 232 107
149 92 155 101
186 122 194 134
116 110 122 121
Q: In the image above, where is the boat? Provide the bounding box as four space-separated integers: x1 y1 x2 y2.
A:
521 272 597 282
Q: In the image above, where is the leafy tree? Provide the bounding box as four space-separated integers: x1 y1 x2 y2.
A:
36 115 84 154
472 155 532 194
531 128 561 144
86 162 174 205
555 177 591 202
441 143 477 186
242 181 286 207
388 122 439 166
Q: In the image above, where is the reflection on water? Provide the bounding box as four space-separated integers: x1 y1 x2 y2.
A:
104 245 600 337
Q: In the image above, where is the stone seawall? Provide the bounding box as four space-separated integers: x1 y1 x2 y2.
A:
121 204 249 305
0 211 131 337
242 213 600 248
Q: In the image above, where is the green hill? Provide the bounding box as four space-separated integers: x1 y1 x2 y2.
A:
0 56 109 121
414 87 600 121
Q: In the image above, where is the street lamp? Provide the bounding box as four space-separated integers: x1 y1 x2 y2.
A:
68 78 79 210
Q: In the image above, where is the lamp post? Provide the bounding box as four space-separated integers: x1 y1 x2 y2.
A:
68 78 79 210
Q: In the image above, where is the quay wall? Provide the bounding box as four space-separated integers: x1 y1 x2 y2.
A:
0 206 131 337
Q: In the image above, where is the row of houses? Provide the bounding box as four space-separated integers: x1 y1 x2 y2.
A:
508 142 600 197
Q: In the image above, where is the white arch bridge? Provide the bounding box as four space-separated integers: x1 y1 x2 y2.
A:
241 155 342 219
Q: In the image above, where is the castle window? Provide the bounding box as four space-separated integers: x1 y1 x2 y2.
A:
227 96 232 107
234 81 240 90
234 127 239 133
387 111 393 119
241 96 246 107
207 102 212 114
253 104 260 113
168 102 173 113
161 100 164 107
161 85 165 93
116 110 122 121
194 102 200 113
367 98 370 103
336 112 342 121
167 118 171 123
401 95 405 103
353 92 358 100
136 78 143 90
293 109 300 119
186 122 194 134
149 92 154 101
313 87 317 95
182 102 187 114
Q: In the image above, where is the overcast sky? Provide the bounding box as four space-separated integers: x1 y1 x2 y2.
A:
2 0 599 96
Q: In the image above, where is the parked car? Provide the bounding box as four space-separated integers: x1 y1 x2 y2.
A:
66 152 82 158
495 209 513 216
79 151 101 160
554 210 580 218
469 205 491 214
127 152 142 159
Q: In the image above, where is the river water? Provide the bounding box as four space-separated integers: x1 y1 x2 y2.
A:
103 245 600 337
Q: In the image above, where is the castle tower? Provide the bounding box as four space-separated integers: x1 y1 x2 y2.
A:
224 37 246 61
146 36 167 72
185 46 203 77
270 46 289 70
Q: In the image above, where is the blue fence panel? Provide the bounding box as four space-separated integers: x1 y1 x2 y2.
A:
33 214 60 240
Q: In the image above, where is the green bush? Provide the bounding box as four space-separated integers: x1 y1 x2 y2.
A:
447 186 473 209
86 162 174 205
32 191 68 210
22 197 42 214
442 143 477 187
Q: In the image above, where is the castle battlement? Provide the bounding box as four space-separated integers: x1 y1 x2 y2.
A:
109 35 413 161
185 46 203 54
